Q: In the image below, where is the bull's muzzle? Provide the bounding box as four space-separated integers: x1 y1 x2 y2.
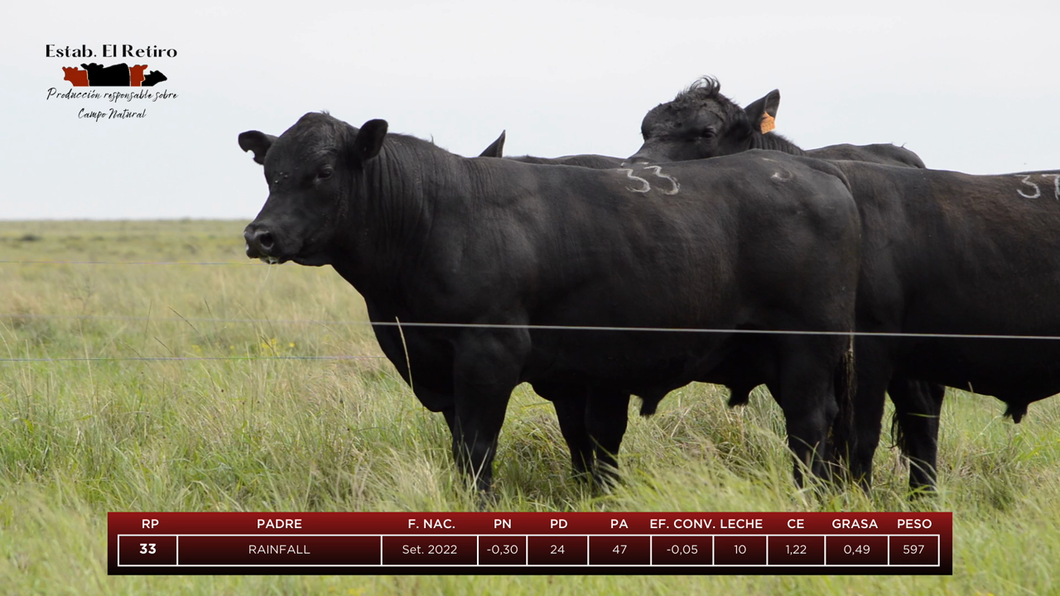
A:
244 224 278 262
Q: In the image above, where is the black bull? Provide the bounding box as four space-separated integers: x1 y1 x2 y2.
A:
240 112 862 491
631 82 1060 491
830 164 1060 490
478 89 931 430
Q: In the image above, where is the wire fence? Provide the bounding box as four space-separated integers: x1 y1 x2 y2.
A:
1 312 1059 341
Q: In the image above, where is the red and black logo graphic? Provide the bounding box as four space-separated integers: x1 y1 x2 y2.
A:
62 63 167 87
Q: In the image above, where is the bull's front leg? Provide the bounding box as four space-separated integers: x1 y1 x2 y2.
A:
586 388 630 489
450 326 530 493
548 387 631 489
548 388 594 480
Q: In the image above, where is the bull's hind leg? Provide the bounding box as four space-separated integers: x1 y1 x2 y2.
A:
888 378 942 494
451 328 529 493
770 338 842 486
586 389 630 488
843 339 894 491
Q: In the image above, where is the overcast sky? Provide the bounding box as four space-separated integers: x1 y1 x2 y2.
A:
2 1 1059 220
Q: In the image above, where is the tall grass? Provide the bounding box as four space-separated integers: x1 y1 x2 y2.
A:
1 220 1058 594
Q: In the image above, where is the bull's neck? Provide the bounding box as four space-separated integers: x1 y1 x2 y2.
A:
335 139 464 295
750 132 807 156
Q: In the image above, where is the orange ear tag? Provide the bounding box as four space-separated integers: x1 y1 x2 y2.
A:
760 113 776 134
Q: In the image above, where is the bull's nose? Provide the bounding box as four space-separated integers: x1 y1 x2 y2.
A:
244 226 275 258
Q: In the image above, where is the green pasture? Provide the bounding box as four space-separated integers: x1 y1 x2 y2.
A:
1 220 1057 595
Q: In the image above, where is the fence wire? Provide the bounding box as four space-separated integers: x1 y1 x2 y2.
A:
1 312 1058 341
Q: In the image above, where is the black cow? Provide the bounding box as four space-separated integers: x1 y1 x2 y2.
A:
632 78 926 169
240 112 862 491
480 97 929 415
631 77 1060 492
737 87 926 168
484 127 925 171
480 84 926 173
632 77 943 491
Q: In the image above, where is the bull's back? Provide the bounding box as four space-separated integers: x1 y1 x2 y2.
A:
810 143 926 169
492 152 860 333
510 154 626 169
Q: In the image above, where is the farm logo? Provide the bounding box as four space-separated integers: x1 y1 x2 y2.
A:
45 44 179 122
62 63 168 87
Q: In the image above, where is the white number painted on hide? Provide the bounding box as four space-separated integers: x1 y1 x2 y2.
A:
1015 174 1060 199
618 166 680 195
643 165 680 195
1016 175 1041 199
1042 174 1060 199
620 168 651 193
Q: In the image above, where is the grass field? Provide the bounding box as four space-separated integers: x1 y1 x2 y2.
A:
2 220 1059 595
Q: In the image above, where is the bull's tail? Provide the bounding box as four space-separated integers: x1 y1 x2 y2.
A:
890 408 907 453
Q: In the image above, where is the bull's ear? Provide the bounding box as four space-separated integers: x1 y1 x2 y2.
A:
238 131 277 165
352 119 388 164
479 130 506 157
743 89 780 134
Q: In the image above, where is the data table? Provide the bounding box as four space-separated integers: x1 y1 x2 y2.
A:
109 512 951 575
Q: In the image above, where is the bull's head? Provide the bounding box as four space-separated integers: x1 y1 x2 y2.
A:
628 77 780 164
240 114 388 266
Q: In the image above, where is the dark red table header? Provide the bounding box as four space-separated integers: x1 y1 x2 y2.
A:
109 511 950 535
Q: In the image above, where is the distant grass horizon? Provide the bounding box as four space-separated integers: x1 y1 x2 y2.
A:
2 219 1058 595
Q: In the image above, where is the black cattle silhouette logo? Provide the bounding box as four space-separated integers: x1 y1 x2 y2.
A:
141 70 167 86
63 63 168 87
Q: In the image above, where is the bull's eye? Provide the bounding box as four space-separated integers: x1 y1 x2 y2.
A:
699 128 715 140
317 167 333 180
